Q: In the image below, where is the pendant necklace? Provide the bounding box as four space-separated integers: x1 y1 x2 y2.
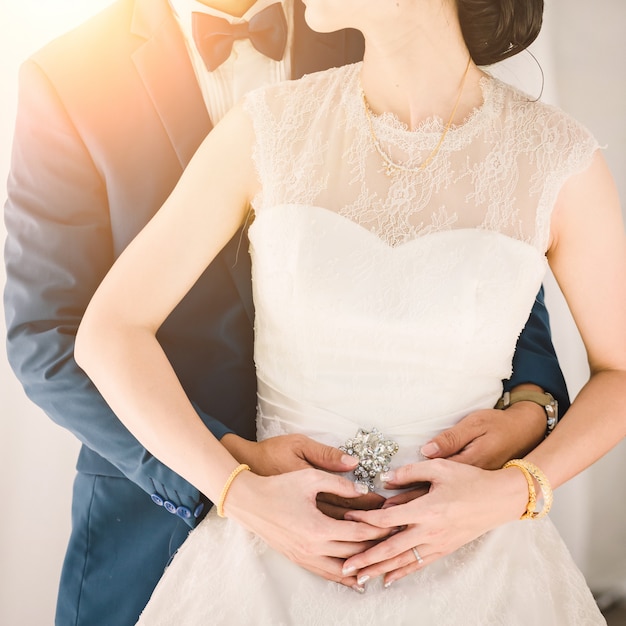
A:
362 56 472 176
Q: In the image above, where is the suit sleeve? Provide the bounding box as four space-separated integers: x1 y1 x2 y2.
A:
3 60 228 524
503 285 571 415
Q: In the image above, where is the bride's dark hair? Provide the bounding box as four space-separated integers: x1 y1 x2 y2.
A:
456 0 544 66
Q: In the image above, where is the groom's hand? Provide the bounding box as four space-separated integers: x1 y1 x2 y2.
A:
418 385 547 470
222 432 358 475
221 433 385 517
377 385 547 512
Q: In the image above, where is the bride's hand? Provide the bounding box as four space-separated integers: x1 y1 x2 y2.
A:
222 433 386 518
341 459 528 587
222 467 394 590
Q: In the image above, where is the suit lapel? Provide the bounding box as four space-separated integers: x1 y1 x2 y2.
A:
126 0 363 326
131 0 255 322
131 0 212 169
129 0 363 163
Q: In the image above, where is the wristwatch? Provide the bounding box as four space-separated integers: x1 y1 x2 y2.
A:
495 390 558 436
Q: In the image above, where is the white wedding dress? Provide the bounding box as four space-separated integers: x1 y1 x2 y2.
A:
137 64 606 625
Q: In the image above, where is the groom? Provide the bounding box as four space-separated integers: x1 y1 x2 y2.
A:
4 0 568 624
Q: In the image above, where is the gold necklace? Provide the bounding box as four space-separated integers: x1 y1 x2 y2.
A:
362 57 472 176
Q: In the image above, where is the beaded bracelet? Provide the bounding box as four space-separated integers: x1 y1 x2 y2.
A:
503 459 553 520
217 463 251 518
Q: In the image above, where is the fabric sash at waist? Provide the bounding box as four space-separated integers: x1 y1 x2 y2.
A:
256 379 493 493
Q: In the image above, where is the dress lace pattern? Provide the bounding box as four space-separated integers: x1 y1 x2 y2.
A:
247 63 597 252
136 64 604 625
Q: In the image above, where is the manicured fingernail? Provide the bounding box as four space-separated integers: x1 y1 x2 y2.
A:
384 579 394 589
352 585 365 594
354 482 369 495
420 442 439 457
343 565 356 575
357 575 369 585
380 470 395 483
342 454 358 466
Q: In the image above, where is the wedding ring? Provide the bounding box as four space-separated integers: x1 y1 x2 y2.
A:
412 546 424 565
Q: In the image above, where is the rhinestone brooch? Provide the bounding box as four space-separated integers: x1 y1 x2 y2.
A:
339 427 399 491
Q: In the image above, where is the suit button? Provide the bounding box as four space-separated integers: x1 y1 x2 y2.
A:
164 500 177 514
176 506 192 519
193 502 205 518
150 493 164 506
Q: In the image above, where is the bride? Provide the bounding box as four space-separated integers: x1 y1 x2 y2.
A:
76 0 625 623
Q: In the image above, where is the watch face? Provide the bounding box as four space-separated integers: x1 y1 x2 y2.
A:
545 395 558 420
545 397 558 432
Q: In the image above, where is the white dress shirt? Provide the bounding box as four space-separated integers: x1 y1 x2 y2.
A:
169 0 294 124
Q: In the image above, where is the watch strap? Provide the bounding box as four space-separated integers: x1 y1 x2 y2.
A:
495 390 558 435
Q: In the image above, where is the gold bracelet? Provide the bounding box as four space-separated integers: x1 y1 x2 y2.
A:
217 464 250 518
503 459 553 520
503 460 536 519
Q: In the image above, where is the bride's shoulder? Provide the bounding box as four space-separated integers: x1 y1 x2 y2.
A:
244 63 361 112
495 78 597 148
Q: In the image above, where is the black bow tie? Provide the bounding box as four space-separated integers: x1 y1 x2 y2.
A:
192 3 288 72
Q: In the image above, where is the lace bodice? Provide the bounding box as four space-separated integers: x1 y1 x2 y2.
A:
136 65 606 626
243 63 598 460
245 62 597 251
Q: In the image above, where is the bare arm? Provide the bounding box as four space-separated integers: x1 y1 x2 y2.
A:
526 151 626 482
75 104 386 587
76 104 255 495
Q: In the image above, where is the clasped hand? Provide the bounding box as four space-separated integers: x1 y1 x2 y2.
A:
221 404 543 589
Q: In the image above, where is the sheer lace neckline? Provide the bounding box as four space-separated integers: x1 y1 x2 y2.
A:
352 64 499 139
245 61 598 252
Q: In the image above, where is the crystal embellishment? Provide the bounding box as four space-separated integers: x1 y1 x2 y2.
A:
339 427 399 491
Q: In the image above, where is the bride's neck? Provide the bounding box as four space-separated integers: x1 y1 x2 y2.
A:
358 4 483 129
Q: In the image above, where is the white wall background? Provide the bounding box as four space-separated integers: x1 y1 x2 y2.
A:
546 1 626 603
0 1 624 623
0 3 114 624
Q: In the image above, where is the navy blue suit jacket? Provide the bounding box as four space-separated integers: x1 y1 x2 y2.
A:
3 0 567 622
4 0 368 515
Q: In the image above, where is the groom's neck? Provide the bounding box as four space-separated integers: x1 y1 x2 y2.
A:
194 0 259 18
